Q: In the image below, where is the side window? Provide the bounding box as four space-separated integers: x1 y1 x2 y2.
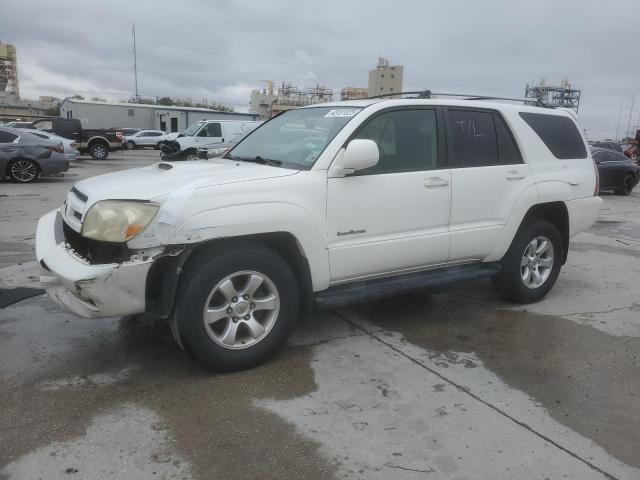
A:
0 131 18 143
494 114 523 165
34 120 53 130
353 109 438 174
149 132 162 137
447 109 499 167
519 112 587 159
205 123 222 137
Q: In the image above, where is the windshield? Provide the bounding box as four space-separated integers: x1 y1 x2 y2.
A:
227 106 362 169
182 121 205 136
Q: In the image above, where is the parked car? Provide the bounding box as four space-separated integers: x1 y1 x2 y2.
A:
4 121 34 129
592 146 640 195
161 120 261 160
31 118 124 160
590 141 623 153
36 97 601 372
22 128 80 162
119 128 141 137
1 126 69 182
124 130 165 150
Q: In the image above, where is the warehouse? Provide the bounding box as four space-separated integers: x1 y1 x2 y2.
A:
59 98 260 132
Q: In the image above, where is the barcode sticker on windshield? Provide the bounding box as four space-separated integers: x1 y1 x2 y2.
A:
324 108 360 118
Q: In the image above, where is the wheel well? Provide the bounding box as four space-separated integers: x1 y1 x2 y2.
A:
147 232 314 319
523 202 569 264
88 138 108 149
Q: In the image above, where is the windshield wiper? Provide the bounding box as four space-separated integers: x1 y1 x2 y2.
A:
225 155 282 167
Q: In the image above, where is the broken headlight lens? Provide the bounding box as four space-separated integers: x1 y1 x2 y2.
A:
81 201 159 243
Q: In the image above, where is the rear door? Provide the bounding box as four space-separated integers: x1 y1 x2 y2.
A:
446 108 533 261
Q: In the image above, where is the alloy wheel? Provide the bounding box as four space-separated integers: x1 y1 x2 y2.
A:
10 160 38 182
202 270 280 349
520 235 554 289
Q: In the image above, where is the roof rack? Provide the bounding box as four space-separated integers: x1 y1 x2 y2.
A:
365 90 551 107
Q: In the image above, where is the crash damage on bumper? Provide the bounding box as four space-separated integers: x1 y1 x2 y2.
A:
35 209 178 318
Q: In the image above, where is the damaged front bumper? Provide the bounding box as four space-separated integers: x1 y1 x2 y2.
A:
35 209 154 318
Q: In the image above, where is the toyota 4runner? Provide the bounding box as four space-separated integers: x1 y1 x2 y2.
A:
35 94 602 371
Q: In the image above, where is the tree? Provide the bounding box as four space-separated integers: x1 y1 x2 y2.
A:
157 96 174 106
71 94 84 100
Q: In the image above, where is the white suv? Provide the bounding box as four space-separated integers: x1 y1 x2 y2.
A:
36 95 602 371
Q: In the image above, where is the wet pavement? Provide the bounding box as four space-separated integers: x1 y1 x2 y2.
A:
1 153 639 479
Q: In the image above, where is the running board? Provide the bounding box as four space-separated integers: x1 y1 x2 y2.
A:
314 263 502 309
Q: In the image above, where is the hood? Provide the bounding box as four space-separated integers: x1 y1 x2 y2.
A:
73 159 299 205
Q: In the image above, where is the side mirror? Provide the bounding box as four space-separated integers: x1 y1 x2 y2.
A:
329 139 379 177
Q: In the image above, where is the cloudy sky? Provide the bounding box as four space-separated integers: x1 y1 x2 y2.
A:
2 0 639 139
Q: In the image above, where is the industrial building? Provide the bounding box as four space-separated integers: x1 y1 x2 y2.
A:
0 42 19 96
60 98 260 132
250 81 332 118
525 79 581 112
368 57 404 98
340 87 369 101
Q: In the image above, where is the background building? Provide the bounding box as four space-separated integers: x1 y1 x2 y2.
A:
525 79 581 112
0 42 19 97
60 98 259 132
368 57 403 98
250 81 332 118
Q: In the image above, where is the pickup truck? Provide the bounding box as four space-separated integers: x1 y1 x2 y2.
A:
31 118 124 160
35 94 602 372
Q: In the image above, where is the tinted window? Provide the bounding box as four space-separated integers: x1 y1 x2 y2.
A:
0 131 18 143
353 109 438 174
148 132 162 137
519 112 587 159
447 109 498 167
494 114 523 164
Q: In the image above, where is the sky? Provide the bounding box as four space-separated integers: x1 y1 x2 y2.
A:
2 0 639 140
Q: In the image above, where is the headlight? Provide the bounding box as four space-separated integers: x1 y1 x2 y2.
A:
81 201 159 243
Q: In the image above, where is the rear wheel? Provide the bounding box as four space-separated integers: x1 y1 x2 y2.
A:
126 140 135 150
173 242 299 372
8 159 39 183
492 218 562 303
615 175 634 195
89 143 108 160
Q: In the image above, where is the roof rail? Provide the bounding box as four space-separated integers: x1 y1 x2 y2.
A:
365 89 552 107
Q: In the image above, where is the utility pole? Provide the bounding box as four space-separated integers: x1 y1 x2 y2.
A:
626 95 635 140
132 22 139 102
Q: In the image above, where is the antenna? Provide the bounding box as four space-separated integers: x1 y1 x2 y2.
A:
132 22 139 102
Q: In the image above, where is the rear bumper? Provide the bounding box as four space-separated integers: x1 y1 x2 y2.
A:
40 157 70 175
36 209 153 318
566 196 602 238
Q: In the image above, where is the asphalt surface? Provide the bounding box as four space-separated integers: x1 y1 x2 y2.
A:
1 150 639 479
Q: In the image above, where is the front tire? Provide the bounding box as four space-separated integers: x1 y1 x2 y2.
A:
173 242 300 372
89 143 108 160
126 140 135 150
492 218 563 303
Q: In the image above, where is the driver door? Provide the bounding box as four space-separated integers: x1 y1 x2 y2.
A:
195 122 223 148
327 108 451 282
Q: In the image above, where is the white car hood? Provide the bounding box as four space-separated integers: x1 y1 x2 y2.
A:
73 159 298 205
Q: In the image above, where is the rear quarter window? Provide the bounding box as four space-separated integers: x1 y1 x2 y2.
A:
519 112 587 159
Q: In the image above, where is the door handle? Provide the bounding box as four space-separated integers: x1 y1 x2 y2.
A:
424 177 449 188
505 170 526 180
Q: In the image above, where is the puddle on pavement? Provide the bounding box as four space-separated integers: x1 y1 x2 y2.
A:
0 297 337 480
354 289 640 469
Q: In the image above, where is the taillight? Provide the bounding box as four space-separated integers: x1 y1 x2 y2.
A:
115 131 124 140
593 160 600 196
47 146 64 154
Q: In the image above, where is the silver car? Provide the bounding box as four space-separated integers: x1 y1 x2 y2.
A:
123 130 165 150
22 128 80 162
0 126 69 183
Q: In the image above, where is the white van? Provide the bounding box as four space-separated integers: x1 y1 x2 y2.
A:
172 120 261 159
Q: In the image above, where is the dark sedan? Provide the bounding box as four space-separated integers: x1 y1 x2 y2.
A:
592 146 640 195
0 126 69 183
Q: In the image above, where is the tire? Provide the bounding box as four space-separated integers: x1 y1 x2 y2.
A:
89 143 108 160
173 241 300 372
126 140 135 150
615 175 634 196
492 218 563 303
155 142 162 150
8 158 40 183
185 149 198 161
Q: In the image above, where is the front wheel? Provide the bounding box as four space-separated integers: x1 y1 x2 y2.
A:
492 218 563 303
173 242 300 372
89 143 108 160
126 140 135 150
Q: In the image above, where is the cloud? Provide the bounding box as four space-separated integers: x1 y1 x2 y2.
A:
2 0 638 138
